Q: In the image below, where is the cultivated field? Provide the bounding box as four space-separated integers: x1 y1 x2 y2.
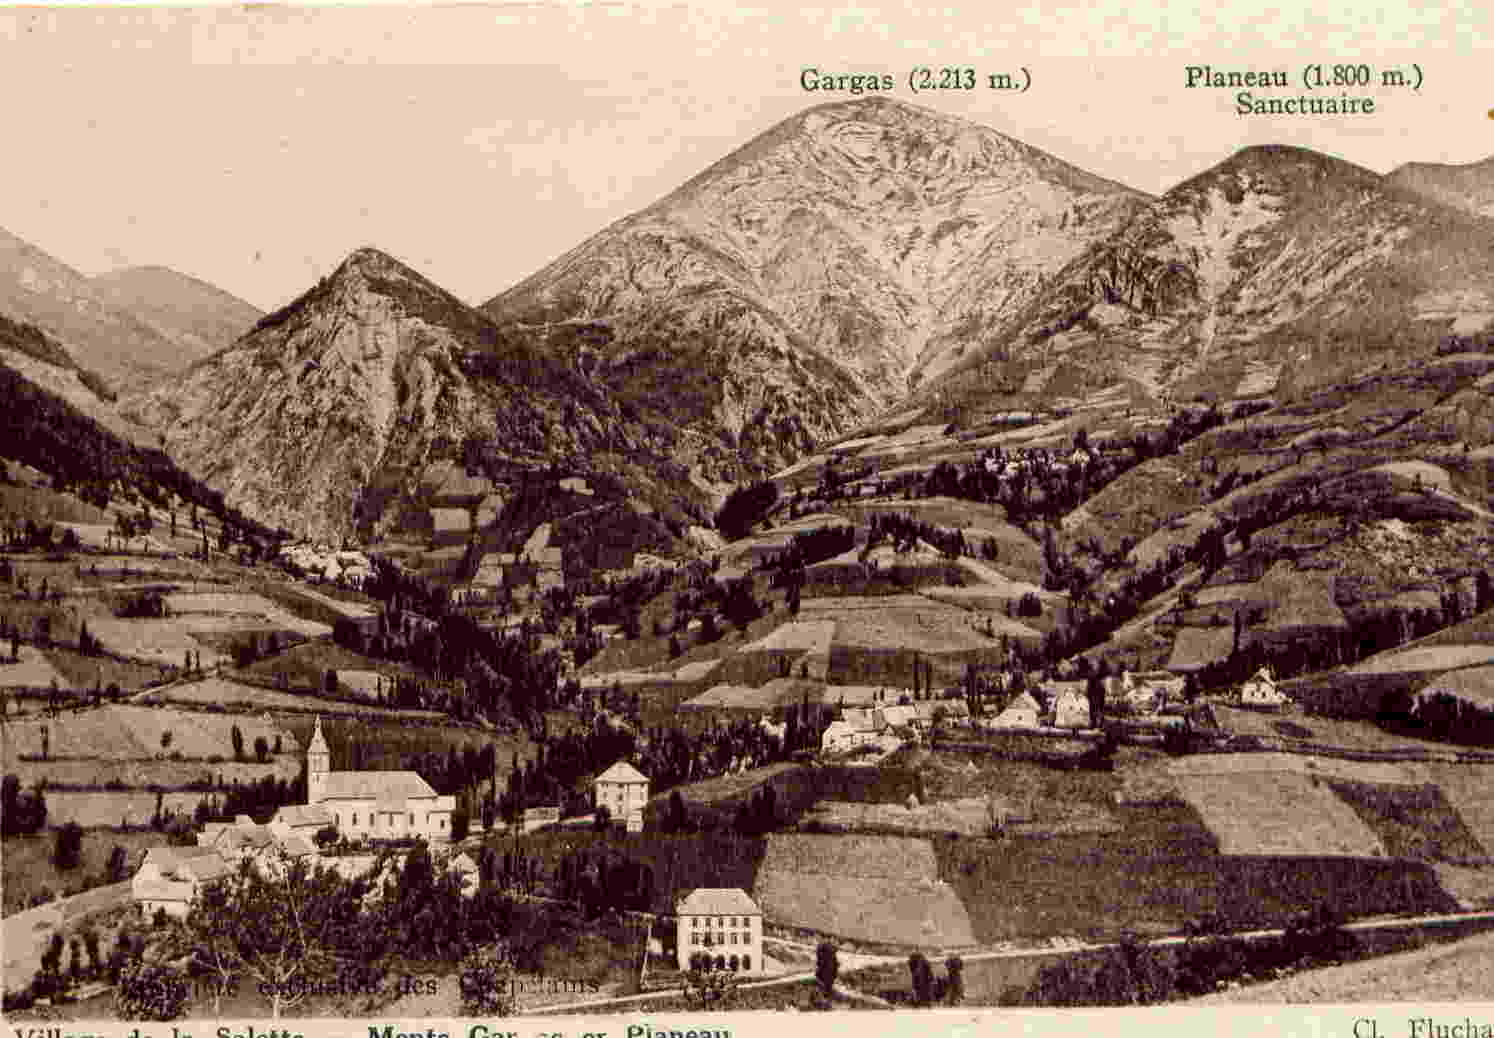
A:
39 789 222 828
760 832 940 878
1174 771 1387 857
84 617 230 668
2 829 160 913
4 755 294 791
1351 644 1494 675
150 675 445 720
0 644 68 688
753 871 976 947
0 703 297 763
164 590 335 637
753 832 976 947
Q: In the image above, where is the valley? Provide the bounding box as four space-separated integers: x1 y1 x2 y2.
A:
4 94 1494 1017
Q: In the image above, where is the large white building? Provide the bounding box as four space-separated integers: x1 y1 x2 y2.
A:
306 716 456 841
593 759 649 831
676 888 763 975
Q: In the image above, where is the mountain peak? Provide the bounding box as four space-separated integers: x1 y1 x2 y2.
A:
332 245 417 281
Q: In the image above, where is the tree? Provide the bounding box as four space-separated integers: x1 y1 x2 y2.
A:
451 807 471 842
908 952 934 1006
1086 673 1106 729
254 735 270 763
183 854 355 1017
114 961 189 1021
815 941 839 998
666 790 688 833
458 942 516 1016
313 825 339 849
105 844 130 883
593 804 612 832
944 955 964 1005
53 821 84 870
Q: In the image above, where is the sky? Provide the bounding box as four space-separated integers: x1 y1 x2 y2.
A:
0 2 1490 312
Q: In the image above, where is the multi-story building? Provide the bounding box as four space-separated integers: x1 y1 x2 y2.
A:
593 759 649 830
675 888 763 975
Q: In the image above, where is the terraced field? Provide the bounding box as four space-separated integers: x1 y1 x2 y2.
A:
753 833 975 947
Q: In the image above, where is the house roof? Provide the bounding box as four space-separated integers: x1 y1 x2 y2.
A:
214 826 277 852
320 770 438 800
181 853 233 882
676 888 762 916
143 845 222 871
595 760 649 786
278 833 318 858
821 720 862 743
915 700 969 719
274 804 335 828
876 705 918 726
998 691 1042 717
143 845 231 882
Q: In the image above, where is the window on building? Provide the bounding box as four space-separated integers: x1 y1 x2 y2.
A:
729 933 737 945
743 954 751 971
409 813 414 824
352 813 358 826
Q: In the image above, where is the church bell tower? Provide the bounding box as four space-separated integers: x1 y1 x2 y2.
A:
307 715 330 804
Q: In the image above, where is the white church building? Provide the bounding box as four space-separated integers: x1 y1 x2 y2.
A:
306 716 456 842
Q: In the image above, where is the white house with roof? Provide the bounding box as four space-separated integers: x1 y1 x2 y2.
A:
820 719 878 754
676 888 763 975
992 691 1042 729
306 716 457 841
594 760 650 831
132 846 232 919
1051 687 1091 729
873 704 919 733
1239 666 1289 709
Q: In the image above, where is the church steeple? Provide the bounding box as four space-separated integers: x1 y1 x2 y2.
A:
307 715 330 803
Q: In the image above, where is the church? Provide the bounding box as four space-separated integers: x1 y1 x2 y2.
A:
306 716 457 842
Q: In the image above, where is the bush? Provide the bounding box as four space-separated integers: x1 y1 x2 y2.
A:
458 943 515 1016
815 941 839 996
53 821 84 870
114 961 189 1021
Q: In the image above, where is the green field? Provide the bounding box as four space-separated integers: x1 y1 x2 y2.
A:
934 803 1455 944
1 829 159 914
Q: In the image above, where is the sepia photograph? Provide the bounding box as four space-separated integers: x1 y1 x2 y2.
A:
1 2 1493 1031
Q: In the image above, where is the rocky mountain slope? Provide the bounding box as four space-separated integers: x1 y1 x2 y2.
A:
1387 154 1494 220
0 225 202 393
923 145 1494 419
484 97 1147 463
88 265 262 365
120 247 707 544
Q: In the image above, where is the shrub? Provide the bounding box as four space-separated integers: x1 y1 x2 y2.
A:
53 821 84 870
815 941 839 996
114 961 189 1021
458 943 515 1016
